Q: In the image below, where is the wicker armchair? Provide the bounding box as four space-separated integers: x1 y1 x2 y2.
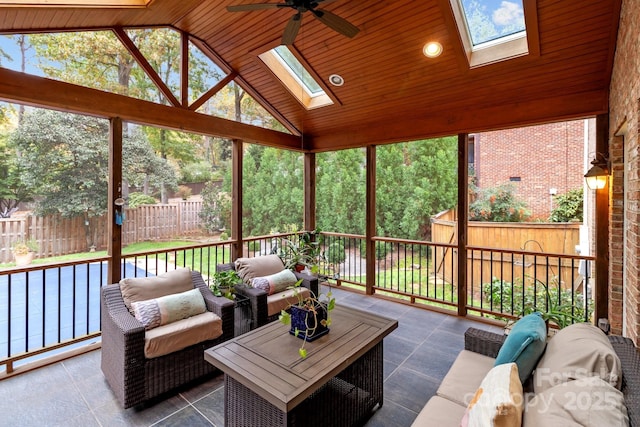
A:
217 261 319 328
100 270 234 408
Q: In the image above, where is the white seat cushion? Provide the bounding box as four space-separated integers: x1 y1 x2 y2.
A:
437 350 496 406
143 311 222 358
412 396 467 427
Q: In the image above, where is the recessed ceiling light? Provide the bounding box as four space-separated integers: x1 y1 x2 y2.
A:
329 74 344 86
423 42 443 58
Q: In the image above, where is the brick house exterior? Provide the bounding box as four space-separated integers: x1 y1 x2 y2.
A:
472 120 586 220
609 0 639 341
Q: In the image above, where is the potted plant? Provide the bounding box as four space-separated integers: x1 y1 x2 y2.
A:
277 229 325 274
209 270 241 299
12 239 38 266
279 282 335 359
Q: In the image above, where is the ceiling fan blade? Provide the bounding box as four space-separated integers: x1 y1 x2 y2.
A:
227 3 281 12
281 13 302 45
312 9 360 38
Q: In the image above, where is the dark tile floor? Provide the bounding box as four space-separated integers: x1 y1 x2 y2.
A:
0 285 502 427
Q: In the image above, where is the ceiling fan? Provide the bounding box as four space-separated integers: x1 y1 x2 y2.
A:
226 0 360 45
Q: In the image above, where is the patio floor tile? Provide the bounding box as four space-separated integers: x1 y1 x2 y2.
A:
0 287 499 426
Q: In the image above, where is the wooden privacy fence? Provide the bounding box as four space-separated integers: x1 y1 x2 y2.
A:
431 210 583 289
0 201 203 263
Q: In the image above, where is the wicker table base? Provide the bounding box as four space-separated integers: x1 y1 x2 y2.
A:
205 305 397 427
224 342 383 427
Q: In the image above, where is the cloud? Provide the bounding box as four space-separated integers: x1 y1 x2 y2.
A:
492 1 524 27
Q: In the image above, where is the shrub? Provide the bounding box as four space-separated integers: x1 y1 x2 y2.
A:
219 232 229 241
358 240 389 260
469 184 530 222
326 241 346 264
247 240 261 252
200 181 230 233
180 161 213 183
482 276 593 327
549 188 583 222
176 185 192 200
128 192 156 208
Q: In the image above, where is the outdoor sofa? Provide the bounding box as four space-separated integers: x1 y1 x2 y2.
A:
100 268 234 408
412 319 639 426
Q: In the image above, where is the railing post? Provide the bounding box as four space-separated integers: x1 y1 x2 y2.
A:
304 152 316 232
365 146 376 295
457 134 468 316
231 138 243 260
108 117 123 285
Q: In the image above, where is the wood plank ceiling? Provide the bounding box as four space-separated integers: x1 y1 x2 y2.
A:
0 0 622 152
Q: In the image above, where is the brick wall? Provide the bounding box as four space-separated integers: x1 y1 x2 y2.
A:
609 0 640 342
474 120 585 220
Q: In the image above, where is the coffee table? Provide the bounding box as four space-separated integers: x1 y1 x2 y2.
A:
204 304 398 427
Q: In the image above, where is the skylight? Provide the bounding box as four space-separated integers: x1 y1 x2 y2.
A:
459 0 525 47
449 0 535 68
258 46 333 110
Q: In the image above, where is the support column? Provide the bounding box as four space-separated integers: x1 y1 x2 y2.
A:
457 134 469 317
595 114 610 323
231 139 243 260
365 146 376 296
304 152 316 231
108 117 123 285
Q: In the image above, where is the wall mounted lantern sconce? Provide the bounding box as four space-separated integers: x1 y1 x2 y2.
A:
584 153 610 190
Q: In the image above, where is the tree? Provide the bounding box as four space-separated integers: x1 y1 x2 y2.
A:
376 137 458 240
316 149 366 235
0 125 33 217
11 110 176 249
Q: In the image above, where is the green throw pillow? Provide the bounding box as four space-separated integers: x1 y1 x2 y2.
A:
495 312 547 383
131 288 206 330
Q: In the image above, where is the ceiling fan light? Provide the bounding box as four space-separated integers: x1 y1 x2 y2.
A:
423 41 443 58
329 74 344 86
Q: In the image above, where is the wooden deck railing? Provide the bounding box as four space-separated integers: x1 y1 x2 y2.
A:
0 232 595 375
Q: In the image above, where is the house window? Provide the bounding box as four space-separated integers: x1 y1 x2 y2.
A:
258 46 333 110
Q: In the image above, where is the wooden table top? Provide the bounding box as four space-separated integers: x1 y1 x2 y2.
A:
204 304 398 412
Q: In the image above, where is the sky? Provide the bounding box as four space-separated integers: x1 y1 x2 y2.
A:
0 35 41 75
460 0 526 45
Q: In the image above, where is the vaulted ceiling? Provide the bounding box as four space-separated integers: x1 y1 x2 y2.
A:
0 0 622 151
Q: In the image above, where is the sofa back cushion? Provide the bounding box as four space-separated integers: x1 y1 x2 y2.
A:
494 312 547 384
120 267 193 312
533 323 622 393
235 255 285 284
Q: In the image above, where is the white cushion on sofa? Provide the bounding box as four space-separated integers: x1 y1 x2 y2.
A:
437 349 496 406
411 396 467 427
524 376 629 427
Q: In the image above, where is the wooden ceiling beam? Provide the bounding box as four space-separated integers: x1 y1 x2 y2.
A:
112 26 181 108
0 67 303 149
308 89 609 151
